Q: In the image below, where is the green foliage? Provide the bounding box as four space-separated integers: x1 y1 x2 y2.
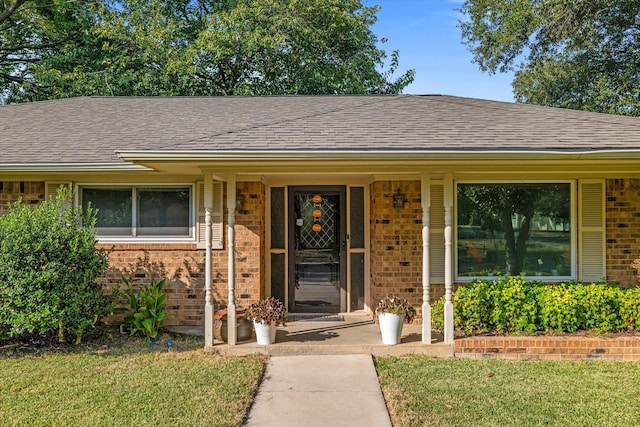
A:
0 0 95 103
537 283 582 333
538 282 625 333
488 276 541 333
0 186 113 341
4 0 414 102
430 296 445 331
620 287 640 331
460 0 640 115
450 279 494 335
121 277 168 342
436 276 640 335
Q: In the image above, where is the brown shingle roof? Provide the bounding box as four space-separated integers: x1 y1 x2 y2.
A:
1 95 640 166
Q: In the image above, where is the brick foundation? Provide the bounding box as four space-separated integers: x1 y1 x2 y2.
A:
455 335 640 361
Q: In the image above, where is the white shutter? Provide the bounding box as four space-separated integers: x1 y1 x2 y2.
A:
579 180 606 281
45 181 72 201
430 184 446 282
197 181 224 249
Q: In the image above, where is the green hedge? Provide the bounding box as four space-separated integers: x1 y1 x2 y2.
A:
431 276 640 335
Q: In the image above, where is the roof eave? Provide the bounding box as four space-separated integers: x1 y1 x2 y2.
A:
0 163 152 172
116 149 640 162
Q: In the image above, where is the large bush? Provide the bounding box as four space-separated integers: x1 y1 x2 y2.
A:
0 186 113 342
431 276 640 335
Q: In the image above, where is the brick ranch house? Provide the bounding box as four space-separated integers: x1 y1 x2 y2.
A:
2 95 640 348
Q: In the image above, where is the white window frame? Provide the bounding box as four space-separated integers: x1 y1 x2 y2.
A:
77 183 197 243
454 179 577 282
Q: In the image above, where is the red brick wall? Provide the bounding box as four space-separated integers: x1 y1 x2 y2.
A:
0 181 44 215
455 336 640 360
0 180 265 327
100 244 208 326
4 177 640 325
100 180 266 326
368 178 640 320
234 181 266 306
369 180 445 321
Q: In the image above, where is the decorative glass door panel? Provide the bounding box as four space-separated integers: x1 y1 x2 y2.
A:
288 187 346 313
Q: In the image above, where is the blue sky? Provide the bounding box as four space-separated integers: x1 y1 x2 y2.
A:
370 0 515 102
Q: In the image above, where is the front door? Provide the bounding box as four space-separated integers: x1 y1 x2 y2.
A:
288 186 347 313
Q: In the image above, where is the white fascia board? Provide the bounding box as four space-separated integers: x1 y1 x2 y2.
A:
116 149 640 162
0 163 152 172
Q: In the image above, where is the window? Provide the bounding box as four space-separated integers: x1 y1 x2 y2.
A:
457 182 572 279
81 186 193 239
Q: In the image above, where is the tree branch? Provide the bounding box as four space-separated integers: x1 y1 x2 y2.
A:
0 0 29 25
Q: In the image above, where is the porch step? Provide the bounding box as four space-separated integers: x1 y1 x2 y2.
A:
212 342 454 357
170 315 455 357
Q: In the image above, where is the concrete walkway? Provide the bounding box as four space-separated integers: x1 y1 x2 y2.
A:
244 354 392 427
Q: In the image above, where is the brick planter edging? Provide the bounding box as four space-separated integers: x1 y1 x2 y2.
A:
454 336 640 361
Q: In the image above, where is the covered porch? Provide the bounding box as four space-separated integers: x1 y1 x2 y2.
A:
191 171 456 349
170 313 454 357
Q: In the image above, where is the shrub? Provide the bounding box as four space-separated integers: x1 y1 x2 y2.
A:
430 297 445 331
121 277 168 342
620 287 640 331
538 283 583 333
441 276 638 336
489 276 541 333
580 283 623 331
539 282 624 333
453 279 494 335
0 186 113 343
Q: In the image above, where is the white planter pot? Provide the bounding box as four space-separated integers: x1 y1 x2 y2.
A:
253 321 277 345
378 313 404 345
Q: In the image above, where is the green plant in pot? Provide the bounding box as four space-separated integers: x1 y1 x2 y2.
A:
376 296 416 345
245 297 286 345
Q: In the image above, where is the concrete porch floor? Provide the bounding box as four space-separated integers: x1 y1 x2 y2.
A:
168 313 454 357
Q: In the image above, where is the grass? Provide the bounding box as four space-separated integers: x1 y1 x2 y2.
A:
376 356 640 427
5 328 640 427
0 329 266 427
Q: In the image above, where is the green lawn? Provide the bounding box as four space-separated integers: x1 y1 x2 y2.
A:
5 334 640 427
376 356 640 427
0 343 265 426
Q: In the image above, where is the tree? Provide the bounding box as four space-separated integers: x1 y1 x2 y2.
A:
0 0 94 102
459 0 640 115
3 0 414 102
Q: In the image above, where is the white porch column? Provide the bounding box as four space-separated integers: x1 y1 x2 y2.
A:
421 173 432 344
226 173 238 345
443 173 454 344
204 172 214 348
